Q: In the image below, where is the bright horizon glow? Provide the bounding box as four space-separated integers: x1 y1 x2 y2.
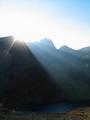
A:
0 0 90 49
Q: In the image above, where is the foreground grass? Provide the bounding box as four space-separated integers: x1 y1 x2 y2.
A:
0 107 90 120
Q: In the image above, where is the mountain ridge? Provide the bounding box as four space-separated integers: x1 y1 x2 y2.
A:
0 36 90 109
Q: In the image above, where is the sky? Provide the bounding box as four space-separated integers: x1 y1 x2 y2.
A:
0 0 90 49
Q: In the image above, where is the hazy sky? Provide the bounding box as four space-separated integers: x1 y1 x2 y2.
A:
0 0 90 49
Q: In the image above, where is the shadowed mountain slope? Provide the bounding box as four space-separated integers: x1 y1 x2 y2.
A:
0 36 90 109
0 36 65 109
28 39 90 101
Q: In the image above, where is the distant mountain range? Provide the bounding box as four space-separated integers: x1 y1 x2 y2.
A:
0 36 90 109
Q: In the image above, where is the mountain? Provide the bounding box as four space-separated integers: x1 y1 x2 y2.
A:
78 46 90 58
28 39 90 101
0 37 90 109
0 36 64 109
60 45 74 52
35 38 56 49
79 46 90 52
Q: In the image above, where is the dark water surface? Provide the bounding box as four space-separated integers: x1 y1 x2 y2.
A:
16 102 90 112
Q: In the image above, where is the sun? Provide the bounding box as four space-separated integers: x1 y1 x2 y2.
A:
13 34 30 43
12 28 33 43
0 5 89 49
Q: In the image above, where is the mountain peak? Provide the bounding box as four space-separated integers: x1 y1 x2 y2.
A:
38 38 56 49
60 45 74 51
